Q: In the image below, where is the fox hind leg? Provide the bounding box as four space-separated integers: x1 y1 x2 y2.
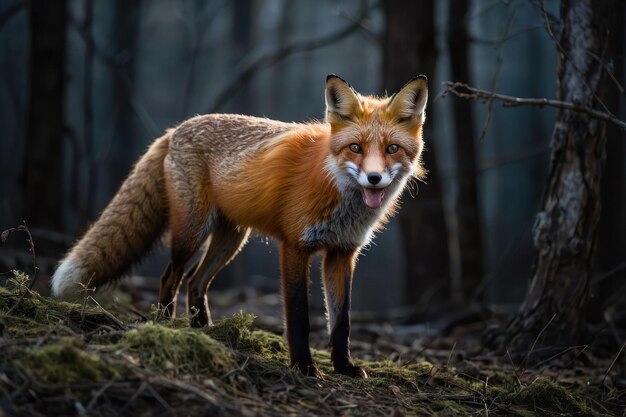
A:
159 188 212 317
187 212 250 327
159 225 207 318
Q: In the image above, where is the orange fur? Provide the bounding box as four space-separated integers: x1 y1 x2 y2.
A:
211 124 342 242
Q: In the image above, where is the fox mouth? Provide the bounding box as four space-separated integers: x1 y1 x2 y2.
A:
362 187 385 209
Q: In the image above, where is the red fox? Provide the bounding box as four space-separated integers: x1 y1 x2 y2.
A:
51 75 428 378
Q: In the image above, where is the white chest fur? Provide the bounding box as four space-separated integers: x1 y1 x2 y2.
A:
300 183 403 250
299 189 375 249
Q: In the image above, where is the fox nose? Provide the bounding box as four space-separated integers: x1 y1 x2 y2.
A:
367 172 382 185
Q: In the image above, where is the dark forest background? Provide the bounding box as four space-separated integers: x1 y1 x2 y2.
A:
0 0 624 338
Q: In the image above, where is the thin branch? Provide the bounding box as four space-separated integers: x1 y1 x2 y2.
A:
208 3 378 113
469 24 544 48
1 222 38 317
1 221 38 291
0 0 27 30
518 313 557 370
586 50 624 94
67 14 160 137
603 341 626 384
591 261 626 284
442 82 626 131
336 9 382 46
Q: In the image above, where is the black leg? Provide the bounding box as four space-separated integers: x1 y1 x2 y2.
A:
323 249 367 378
279 243 320 377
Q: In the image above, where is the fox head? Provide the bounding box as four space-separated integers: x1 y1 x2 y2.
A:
324 74 428 210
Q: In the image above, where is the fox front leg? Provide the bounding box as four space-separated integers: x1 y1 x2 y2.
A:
322 249 367 378
279 243 320 378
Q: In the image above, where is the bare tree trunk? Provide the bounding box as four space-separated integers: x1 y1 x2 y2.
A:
22 0 67 231
504 0 609 358
447 0 485 304
383 0 450 307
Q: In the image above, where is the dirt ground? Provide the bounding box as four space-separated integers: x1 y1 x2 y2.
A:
0 271 624 416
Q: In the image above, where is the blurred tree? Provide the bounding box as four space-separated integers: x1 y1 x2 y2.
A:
102 0 143 211
230 0 252 114
591 0 625 323
447 0 484 304
505 0 610 356
83 0 95 219
22 0 67 232
383 0 450 308
227 0 252 286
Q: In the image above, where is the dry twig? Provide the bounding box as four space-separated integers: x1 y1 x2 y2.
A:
603 341 626 384
1 221 38 290
442 82 626 131
516 313 557 372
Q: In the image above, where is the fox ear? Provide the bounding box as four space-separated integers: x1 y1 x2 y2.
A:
387 75 428 123
325 74 363 123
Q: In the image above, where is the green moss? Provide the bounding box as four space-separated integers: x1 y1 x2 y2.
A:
23 342 119 385
513 377 611 417
0 276 131 337
507 407 537 417
248 329 287 358
429 399 477 416
119 322 236 375
205 313 254 347
148 304 191 328
363 360 435 390
206 313 287 359
0 274 617 416
311 348 334 374
478 368 520 396
0 284 75 324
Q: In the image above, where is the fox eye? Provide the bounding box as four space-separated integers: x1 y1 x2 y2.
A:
349 143 362 153
386 144 400 154
398 116 413 123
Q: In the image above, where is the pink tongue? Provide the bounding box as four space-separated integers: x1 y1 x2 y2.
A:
362 187 384 209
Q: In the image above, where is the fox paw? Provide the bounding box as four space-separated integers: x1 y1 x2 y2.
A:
335 364 367 379
292 362 322 378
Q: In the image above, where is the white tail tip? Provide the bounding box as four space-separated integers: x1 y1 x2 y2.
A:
51 259 85 300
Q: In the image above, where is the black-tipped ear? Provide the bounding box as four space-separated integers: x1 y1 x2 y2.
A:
387 75 428 122
325 74 363 123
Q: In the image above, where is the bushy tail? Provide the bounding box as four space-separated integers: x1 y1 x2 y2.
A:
51 133 171 299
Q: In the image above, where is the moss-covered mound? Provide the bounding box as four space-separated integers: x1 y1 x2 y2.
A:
206 312 287 358
119 322 235 375
0 272 622 416
23 341 122 385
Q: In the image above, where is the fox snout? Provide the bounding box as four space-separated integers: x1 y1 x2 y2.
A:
367 172 382 185
354 165 394 189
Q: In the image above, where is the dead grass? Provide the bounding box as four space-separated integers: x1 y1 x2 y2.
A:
0 271 622 416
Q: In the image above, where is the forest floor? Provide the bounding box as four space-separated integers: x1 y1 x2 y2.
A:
0 271 624 417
